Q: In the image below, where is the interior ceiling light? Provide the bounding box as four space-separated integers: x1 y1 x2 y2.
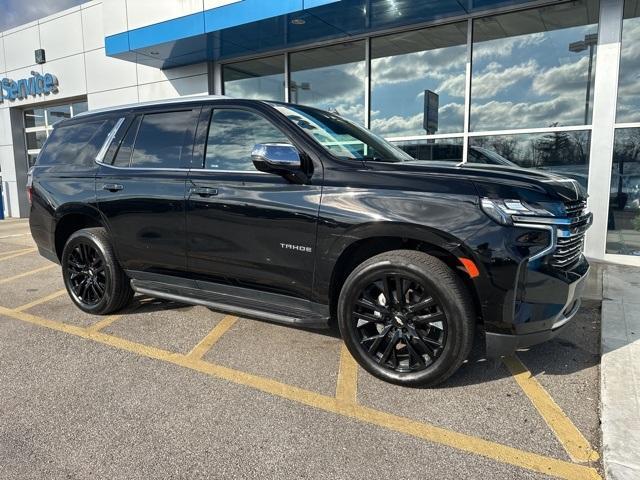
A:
291 18 306 25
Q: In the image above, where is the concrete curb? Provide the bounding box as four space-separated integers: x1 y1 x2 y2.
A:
600 264 640 480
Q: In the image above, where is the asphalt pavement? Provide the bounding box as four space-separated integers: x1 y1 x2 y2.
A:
0 219 603 479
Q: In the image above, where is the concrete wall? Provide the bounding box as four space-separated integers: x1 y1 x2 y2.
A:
102 0 242 35
0 1 209 218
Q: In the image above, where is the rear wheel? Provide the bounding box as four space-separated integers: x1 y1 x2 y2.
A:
61 227 133 315
337 250 475 387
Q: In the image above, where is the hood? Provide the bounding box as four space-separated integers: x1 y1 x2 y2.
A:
390 161 588 203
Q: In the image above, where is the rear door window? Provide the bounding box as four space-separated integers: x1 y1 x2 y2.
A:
130 110 195 169
111 116 141 167
37 119 115 168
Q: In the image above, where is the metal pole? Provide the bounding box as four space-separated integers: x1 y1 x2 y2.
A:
585 43 595 125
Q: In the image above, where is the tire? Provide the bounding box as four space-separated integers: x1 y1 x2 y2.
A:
61 227 133 315
337 250 475 387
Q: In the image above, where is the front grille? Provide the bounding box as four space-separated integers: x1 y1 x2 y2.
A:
550 200 588 269
564 199 587 219
551 233 585 268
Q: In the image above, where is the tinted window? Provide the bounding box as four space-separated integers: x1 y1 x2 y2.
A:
37 119 114 167
130 110 194 169
205 109 290 171
112 117 141 167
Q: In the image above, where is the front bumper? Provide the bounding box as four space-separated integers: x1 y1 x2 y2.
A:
485 262 590 358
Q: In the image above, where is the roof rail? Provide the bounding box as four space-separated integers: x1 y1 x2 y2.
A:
76 94 230 117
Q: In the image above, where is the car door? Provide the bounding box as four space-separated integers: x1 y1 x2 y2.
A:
96 106 200 276
186 105 322 300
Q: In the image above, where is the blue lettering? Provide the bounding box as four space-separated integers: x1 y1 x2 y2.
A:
0 73 59 102
17 79 29 99
44 73 58 94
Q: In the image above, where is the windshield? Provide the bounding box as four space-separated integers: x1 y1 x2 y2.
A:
269 103 414 162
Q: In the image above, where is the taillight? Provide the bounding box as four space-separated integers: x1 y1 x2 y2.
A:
27 186 33 205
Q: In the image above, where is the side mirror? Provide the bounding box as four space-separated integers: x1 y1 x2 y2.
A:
251 143 301 172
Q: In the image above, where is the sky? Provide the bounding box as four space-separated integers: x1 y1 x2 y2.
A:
0 0 85 32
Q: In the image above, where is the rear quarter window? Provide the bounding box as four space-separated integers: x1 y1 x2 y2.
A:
37 119 115 168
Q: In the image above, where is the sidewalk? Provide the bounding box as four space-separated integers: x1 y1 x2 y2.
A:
600 263 640 480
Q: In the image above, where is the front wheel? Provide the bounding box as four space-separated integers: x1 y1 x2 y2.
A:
337 250 475 387
61 227 133 315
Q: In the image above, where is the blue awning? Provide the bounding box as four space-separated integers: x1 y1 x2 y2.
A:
105 0 536 69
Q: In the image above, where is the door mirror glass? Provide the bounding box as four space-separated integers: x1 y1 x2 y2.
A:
251 143 301 171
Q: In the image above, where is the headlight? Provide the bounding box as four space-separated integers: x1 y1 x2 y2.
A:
480 198 554 226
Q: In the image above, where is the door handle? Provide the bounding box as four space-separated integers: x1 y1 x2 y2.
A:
102 183 124 192
190 187 218 197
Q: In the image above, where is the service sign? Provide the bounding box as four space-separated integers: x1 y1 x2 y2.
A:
0 71 59 103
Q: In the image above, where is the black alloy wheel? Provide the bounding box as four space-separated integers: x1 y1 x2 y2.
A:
353 274 447 373
62 227 133 315
338 250 475 387
66 242 107 306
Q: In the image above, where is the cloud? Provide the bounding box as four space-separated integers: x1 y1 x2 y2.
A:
0 0 85 31
470 95 586 131
371 102 464 137
472 60 539 98
473 33 546 60
371 45 466 89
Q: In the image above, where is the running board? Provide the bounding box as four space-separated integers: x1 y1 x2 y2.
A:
129 277 330 329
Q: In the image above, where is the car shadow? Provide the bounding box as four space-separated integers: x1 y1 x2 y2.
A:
117 294 601 389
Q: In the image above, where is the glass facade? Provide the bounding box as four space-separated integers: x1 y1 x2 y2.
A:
371 22 467 137
23 100 88 168
607 131 640 256
469 131 591 187
616 0 640 122
471 0 599 131
223 55 285 101
289 41 366 124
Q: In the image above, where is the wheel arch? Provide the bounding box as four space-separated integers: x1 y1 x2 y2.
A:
53 205 106 260
323 224 483 326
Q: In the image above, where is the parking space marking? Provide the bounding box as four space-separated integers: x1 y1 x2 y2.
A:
503 355 600 464
0 248 36 261
86 315 124 333
336 345 358 405
0 264 57 284
0 304 601 480
185 315 238 360
14 289 67 312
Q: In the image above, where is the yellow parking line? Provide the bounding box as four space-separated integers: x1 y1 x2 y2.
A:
0 264 57 284
14 289 67 312
0 247 36 261
0 305 600 480
86 315 124 333
186 315 238 360
503 356 600 463
336 344 359 405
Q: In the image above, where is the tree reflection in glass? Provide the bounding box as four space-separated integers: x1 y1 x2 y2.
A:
607 128 640 256
468 131 591 187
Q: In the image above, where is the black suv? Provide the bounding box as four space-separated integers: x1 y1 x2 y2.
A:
28 97 592 387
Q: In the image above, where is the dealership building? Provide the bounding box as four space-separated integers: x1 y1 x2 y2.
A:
1 0 639 265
